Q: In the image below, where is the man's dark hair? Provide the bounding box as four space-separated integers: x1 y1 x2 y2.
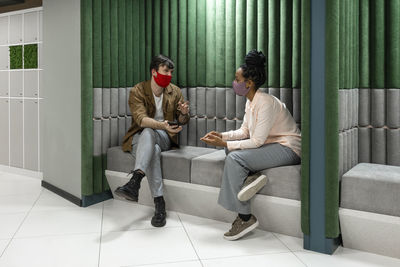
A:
240 49 266 89
149 54 175 74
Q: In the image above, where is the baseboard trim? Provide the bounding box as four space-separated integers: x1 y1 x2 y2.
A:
82 190 113 207
41 180 81 206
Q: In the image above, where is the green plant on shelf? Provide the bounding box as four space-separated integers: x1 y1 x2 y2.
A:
9 45 23 69
24 44 38 69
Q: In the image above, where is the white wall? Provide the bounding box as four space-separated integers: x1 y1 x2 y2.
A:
0 8 43 176
42 0 81 198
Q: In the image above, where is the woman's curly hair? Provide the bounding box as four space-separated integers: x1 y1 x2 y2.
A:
240 49 266 89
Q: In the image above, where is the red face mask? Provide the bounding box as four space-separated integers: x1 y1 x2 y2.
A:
153 71 172 88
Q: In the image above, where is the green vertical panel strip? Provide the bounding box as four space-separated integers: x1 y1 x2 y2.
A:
102 155 109 191
93 155 103 194
388 0 400 88
257 0 268 87
153 0 161 57
292 0 300 88
93 0 102 88
216 0 226 87
187 0 197 86
246 0 257 52
110 0 119 87
235 0 246 69
349 0 353 89
300 0 310 236
118 0 126 88
225 0 236 85
206 0 216 87
139 0 146 81
102 0 111 88
349 0 355 88
343 1 350 88
132 0 140 84
145 0 153 79
371 0 385 88
161 0 170 56
196 0 206 86
339 0 344 89
170 0 178 85
325 0 339 238
268 0 279 87
81 0 93 196
9 45 22 69
126 0 133 87
356 0 359 87
280 0 292 88
178 0 188 87
93 0 103 194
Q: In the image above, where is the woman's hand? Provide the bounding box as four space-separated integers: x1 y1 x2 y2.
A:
200 131 227 147
203 131 222 139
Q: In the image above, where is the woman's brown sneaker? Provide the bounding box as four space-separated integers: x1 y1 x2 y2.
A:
237 174 267 202
223 215 259 241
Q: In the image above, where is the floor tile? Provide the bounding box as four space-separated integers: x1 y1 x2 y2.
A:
99 228 198 267
178 212 227 227
184 222 290 260
0 213 26 239
294 246 400 267
132 260 203 267
0 173 42 197
30 189 81 212
273 233 305 252
15 208 102 238
0 194 39 214
0 239 10 257
202 252 306 267
102 199 182 232
0 233 100 267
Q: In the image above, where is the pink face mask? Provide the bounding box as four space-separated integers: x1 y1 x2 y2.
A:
232 80 250 96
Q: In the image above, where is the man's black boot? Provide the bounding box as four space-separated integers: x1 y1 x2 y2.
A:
151 196 167 227
114 170 144 202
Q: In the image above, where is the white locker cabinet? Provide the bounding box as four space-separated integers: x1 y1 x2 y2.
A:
10 70 23 96
0 17 8 45
39 11 42 41
24 12 38 43
0 71 8 96
24 99 38 171
24 70 38 97
0 46 8 70
9 14 22 44
0 99 9 166
10 99 23 168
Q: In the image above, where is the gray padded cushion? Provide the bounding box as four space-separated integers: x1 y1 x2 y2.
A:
191 150 226 187
107 146 217 183
107 146 135 174
161 146 217 183
259 165 301 200
341 163 400 217
191 150 301 200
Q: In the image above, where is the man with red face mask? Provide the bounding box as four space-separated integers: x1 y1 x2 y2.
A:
116 55 190 227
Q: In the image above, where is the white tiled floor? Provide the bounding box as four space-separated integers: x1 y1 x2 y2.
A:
1 172 400 267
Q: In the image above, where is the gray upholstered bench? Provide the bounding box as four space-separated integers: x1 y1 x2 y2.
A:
339 163 400 258
105 145 302 237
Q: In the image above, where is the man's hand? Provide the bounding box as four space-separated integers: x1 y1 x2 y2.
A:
162 120 183 134
200 131 227 147
177 101 190 115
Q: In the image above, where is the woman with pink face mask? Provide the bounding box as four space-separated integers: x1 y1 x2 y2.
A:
201 50 301 241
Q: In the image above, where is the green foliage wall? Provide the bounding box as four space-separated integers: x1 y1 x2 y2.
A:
9 45 23 69
24 44 38 69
